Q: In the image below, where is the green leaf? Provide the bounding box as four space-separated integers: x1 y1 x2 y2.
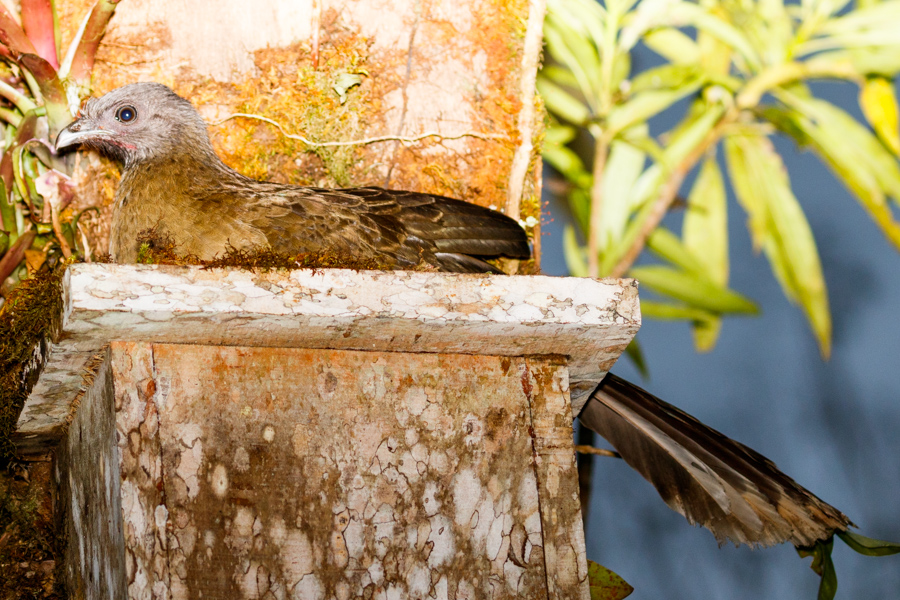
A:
544 15 602 110
607 82 704 137
817 1 900 37
859 76 900 156
541 65 581 90
798 538 838 600
668 2 762 72
623 337 649 378
643 27 701 65
17 53 70 135
537 77 591 125
630 265 758 314
630 64 704 93
547 0 607 51
837 531 900 556
724 128 832 357
775 92 900 250
544 123 577 146
599 140 646 248
639 299 717 322
543 144 589 184
683 157 728 351
684 156 728 284
646 227 707 276
810 47 900 78
587 560 633 600
563 224 589 277
0 178 13 239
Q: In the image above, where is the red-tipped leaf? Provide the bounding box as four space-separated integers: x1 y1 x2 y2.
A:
20 0 60 69
0 4 37 56
18 54 70 134
60 0 122 87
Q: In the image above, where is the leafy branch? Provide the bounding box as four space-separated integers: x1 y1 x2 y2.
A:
540 0 900 357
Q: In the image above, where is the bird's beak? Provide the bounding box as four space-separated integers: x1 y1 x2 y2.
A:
55 118 110 152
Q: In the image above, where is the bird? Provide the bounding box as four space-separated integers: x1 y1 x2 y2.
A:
55 82 851 548
54 83 531 271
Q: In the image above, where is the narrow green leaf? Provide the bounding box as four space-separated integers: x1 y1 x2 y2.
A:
837 531 900 556
537 77 591 126
683 156 728 351
724 129 832 357
18 53 70 135
859 77 900 156
541 65 581 90
643 27 701 65
599 140 646 248
639 299 718 322
817 1 900 36
607 82 704 137
544 16 601 110
646 227 707 276
800 539 838 600
587 560 633 600
0 178 12 239
775 93 900 249
684 156 728 285
563 225 589 277
692 317 723 353
543 144 588 184
809 47 900 77
630 64 704 94
544 123 577 146
547 0 607 51
623 337 649 378
630 265 759 314
668 2 762 71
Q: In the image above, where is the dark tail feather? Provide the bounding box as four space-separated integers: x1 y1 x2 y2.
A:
579 374 852 547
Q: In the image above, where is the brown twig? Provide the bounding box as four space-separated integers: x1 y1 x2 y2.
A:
574 445 621 458
607 114 733 278
588 136 610 278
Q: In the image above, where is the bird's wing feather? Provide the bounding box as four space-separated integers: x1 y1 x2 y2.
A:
580 374 852 547
243 186 529 270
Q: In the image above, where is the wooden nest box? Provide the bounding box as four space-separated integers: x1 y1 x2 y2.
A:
15 264 639 599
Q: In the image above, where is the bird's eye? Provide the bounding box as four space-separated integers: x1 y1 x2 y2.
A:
116 106 136 123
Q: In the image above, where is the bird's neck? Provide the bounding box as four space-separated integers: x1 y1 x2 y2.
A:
121 140 249 191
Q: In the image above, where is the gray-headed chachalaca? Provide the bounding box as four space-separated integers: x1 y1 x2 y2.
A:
56 82 851 548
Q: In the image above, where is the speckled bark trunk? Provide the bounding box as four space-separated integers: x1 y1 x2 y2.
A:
55 0 546 268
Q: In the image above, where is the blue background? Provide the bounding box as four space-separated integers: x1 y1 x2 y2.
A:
541 73 900 598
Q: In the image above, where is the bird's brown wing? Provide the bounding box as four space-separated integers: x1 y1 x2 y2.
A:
244 185 531 272
580 374 852 548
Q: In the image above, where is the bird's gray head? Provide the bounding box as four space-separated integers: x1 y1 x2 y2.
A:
55 82 213 166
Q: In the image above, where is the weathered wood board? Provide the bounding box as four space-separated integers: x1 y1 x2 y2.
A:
14 264 640 457
59 342 589 599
